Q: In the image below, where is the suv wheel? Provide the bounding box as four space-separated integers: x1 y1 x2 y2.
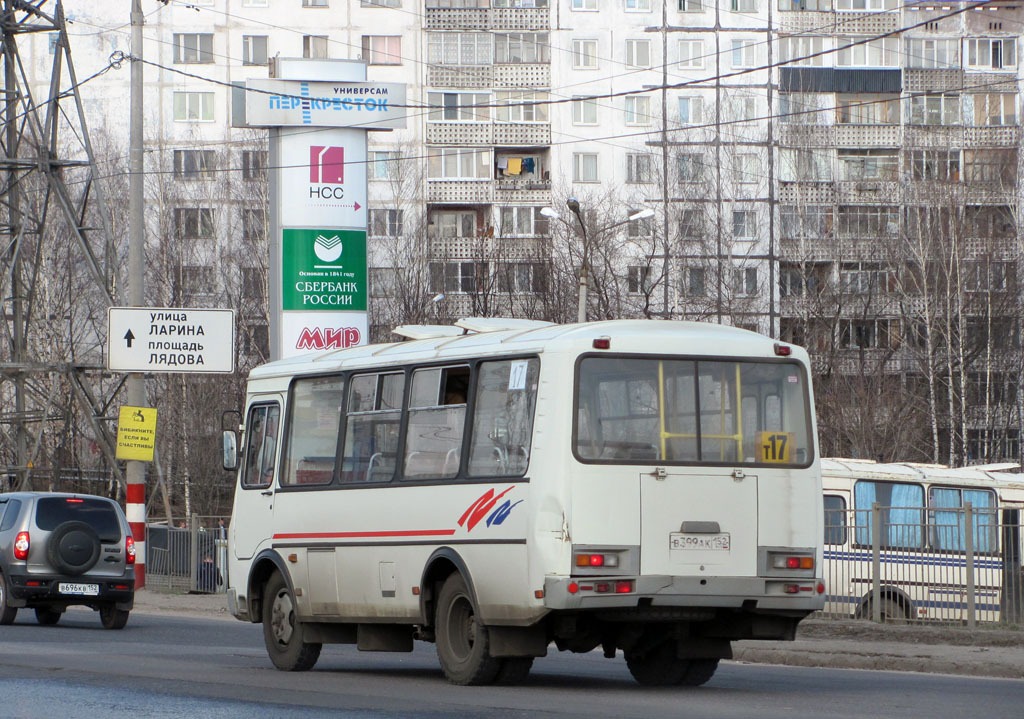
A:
46 521 102 576
35 607 62 626
0 574 17 625
100 604 129 630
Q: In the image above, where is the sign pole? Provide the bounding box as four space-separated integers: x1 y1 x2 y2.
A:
127 0 146 589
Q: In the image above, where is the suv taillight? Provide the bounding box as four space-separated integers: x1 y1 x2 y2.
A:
14 531 29 560
125 536 136 565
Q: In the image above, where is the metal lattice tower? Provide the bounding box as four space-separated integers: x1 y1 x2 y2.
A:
1 0 124 492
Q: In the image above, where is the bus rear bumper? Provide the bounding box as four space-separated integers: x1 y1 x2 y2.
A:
543 575 825 612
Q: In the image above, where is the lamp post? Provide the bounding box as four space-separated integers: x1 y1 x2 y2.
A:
542 201 655 323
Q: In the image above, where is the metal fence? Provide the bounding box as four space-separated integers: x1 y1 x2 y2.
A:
145 515 229 593
821 503 1024 625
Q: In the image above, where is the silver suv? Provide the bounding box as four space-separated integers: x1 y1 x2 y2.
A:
0 492 136 629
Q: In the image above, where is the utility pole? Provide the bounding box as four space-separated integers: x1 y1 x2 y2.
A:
127 0 147 588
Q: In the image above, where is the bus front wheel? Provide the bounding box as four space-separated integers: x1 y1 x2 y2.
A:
262 572 322 671
435 573 502 685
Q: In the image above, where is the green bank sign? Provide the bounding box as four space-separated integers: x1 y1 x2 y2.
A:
282 228 367 311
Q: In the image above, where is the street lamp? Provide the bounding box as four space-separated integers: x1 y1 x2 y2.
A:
541 201 655 323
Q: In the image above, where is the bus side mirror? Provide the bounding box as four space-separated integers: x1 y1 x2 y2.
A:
222 431 238 471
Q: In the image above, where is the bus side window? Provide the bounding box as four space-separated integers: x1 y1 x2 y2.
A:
242 404 279 490
468 358 539 477
823 494 847 545
342 372 404 484
404 365 469 479
281 376 344 487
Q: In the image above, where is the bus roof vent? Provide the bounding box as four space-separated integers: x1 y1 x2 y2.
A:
392 325 466 340
455 317 555 333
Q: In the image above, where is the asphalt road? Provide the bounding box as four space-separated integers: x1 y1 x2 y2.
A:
1 607 1022 719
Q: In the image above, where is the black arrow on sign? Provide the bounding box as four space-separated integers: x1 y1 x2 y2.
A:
124 329 135 348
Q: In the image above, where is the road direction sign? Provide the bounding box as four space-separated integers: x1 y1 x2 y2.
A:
107 307 235 373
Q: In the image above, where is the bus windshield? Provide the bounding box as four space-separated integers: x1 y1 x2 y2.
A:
575 356 812 466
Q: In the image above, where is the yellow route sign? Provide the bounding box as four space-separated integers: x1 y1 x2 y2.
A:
116 406 158 462
756 431 794 464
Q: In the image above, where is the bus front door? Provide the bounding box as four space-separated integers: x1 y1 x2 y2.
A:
231 397 283 561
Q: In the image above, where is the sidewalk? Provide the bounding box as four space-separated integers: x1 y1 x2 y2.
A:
133 588 1024 679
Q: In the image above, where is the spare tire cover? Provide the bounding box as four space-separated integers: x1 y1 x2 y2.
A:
46 521 102 576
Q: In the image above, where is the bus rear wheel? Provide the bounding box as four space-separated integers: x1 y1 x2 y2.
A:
625 641 688 685
435 573 502 685
262 572 322 671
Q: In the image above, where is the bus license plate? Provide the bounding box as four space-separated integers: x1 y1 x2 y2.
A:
58 583 99 596
669 533 730 551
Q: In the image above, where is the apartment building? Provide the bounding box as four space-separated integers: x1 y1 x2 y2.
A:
24 0 1024 461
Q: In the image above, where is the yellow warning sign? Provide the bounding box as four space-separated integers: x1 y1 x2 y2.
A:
116 406 158 462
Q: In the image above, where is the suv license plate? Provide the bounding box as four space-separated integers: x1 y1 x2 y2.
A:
669 533 731 551
59 583 99 596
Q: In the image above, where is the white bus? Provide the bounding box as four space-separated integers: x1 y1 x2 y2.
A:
821 458 1024 623
224 319 825 686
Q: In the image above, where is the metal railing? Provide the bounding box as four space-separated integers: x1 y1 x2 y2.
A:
821 503 1024 625
145 514 229 593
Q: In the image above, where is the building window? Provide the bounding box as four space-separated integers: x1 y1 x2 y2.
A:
678 0 703 11
733 153 759 184
732 210 756 240
241 208 266 243
840 262 891 294
427 148 491 179
303 35 329 59
495 91 548 122
838 149 899 181
173 33 213 64
908 94 961 125
573 153 599 182
778 0 831 9
624 95 651 126
680 209 701 239
178 265 216 299
362 35 401 65
627 266 654 294
778 148 831 182
363 0 401 5
627 217 654 238
498 207 550 237
428 92 490 121
836 94 899 124
572 96 599 125
573 39 599 69
909 150 960 182
241 267 265 301
963 149 1017 185
572 0 598 9
780 205 833 239
428 33 492 65
731 0 757 10
966 38 1017 70
677 153 703 182
836 0 891 8
370 268 397 298
626 0 651 9
173 150 216 180
174 208 215 240
963 261 1012 293
627 154 655 184
495 33 549 63
243 0 270 6
678 96 703 125
686 266 706 296
173 92 214 122
837 206 898 236
303 0 329 6
496 263 547 293
731 39 757 68
369 209 404 237
905 38 960 69
242 35 268 65
242 150 267 181
733 267 757 296
840 319 898 349
369 151 399 180
431 211 477 238
678 39 704 69
626 39 651 68
973 93 1017 126
836 37 899 67
430 262 487 293
777 36 826 67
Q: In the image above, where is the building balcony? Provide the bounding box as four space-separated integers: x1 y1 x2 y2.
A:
429 235 549 262
904 125 965 148
425 7 549 31
779 123 834 148
493 63 549 88
964 126 1021 146
493 122 550 146
775 11 834 34
834 124 901 147
494 179 551 204
427 179 494 204
778 181 836 205
428 65 492 89
903 68 964 93
834 10 899 35
836 181 901 203
426 122 493 145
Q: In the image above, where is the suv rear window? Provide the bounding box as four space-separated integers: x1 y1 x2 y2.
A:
35 498 122 543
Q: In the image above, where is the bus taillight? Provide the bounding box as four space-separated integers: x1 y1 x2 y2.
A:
576 553 619 568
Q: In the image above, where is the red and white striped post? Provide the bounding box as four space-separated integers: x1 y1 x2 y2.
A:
126 480 145 588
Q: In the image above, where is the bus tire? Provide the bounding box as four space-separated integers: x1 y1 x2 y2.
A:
262 572 321 671
435 573 502 685
679 657 720 687
625 641 688 686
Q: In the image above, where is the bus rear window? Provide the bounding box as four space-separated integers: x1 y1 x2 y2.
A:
575 356 812 466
